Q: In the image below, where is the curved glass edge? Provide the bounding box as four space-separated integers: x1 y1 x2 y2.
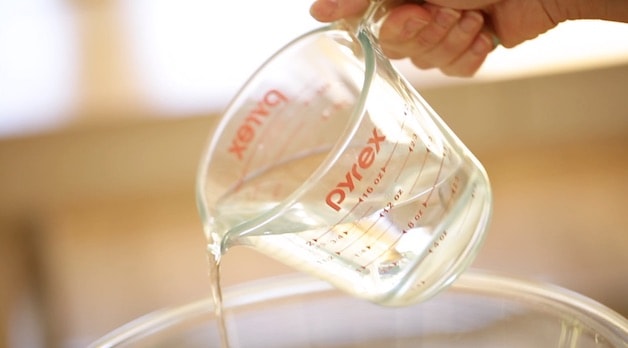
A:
194 24 337 244
197 22 376 252
455 270 628 345
88 270 628 348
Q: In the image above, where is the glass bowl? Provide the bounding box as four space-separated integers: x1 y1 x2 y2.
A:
89 271 627 347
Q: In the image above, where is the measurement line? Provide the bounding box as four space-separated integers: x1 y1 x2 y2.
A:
363 216 396 251
360 227 404 270
391 116 415 183
257 83 320 166
425 183 477 256
360 173 467 271
235 83 314 189
393 146 413 184
266 108 309 166
408 146 431 195
311 205 373 243
420 146 447 207
334 210 381 255
383 118 406 172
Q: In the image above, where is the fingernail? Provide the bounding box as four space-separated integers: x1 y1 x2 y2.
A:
459 11 483 34
491 33 501 47
471 33 493 55
402 18 428 38
435 8 461 28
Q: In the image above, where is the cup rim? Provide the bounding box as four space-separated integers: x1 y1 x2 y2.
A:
89 270 627 347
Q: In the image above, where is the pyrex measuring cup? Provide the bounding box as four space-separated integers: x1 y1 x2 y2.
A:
197 0 492 306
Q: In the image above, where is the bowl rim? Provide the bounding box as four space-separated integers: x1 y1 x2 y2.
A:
88 270 628 347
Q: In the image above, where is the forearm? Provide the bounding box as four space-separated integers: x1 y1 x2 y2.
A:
571 0 628 22
427 0 628 23
543 0 628 22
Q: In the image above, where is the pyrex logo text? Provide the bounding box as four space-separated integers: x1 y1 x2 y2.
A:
229 89 287 160
325 128 386 211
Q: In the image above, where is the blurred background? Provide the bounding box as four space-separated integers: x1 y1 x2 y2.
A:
1 1 627 347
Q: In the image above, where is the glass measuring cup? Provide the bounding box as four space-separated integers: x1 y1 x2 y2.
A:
197 0 492 306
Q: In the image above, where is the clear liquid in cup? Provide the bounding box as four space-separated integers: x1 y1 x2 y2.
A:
209 140 490 306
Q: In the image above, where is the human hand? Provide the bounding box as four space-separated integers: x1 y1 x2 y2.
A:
310 0 626 77
426 0 567 48
310 0 497 77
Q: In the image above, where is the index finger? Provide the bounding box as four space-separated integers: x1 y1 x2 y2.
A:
425 0 500 9
310 0 371 22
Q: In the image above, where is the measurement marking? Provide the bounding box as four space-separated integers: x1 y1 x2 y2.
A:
269 83 341 166
364 216 396 251
266 108 309 166
334 209 382 255
392 116 414 183
323 118 410 257
383 118 407 172
367 188 403 242
234 81 325 190
408 145 431 195
427 184 476 254
360 225 404 269
360 175 467 270
424 174 459 224
421 146 447 207
310 206 373 244
233 93 297 187
394 136 414 184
